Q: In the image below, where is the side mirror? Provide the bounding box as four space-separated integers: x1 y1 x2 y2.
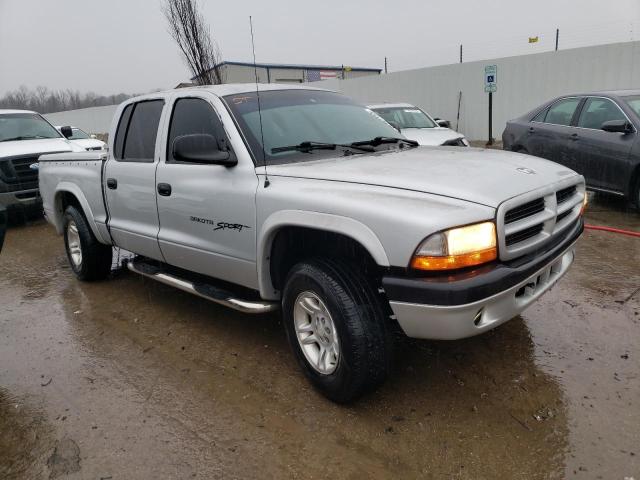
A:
60 126 73 139
601 119 633 134
434 118 451 128
387 120 402 133
173 134 237 166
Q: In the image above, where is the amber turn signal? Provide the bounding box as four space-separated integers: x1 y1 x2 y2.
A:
411 247 497 271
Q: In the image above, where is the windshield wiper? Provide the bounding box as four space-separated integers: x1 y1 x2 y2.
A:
351 136 419 148
271 141 374 154
0 135 50 142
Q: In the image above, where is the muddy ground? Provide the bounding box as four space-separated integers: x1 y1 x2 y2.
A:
0 195 638 480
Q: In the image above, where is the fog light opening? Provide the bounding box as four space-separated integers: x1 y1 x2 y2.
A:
473 309 484 327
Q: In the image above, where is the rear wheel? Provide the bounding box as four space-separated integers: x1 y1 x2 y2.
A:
63 206 112 281
282 259 391 403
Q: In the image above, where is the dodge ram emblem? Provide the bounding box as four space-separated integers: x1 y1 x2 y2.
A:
516 167 536 175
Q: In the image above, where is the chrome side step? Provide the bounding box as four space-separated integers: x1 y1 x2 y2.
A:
127 260 279 314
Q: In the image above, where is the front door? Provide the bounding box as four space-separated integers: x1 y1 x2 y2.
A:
104 99 165 260
571 97 634 192
155 94 259 290
534 97 583 171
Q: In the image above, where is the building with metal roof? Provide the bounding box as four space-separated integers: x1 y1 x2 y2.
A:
191 61 381 85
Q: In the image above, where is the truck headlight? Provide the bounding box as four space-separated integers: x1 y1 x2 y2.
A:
411 221 497 271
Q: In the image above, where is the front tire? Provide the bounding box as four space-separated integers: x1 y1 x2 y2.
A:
282 259 391 403
63 206 112 281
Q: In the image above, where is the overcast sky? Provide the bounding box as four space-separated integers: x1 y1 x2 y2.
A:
0 0 638 96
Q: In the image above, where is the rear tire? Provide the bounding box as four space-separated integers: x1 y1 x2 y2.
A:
282 258 392 403
63 206 112 281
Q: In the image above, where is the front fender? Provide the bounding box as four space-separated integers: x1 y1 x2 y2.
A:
257 210 390 300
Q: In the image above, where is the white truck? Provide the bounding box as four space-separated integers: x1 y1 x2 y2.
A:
39 84 586 402
0 109 83 220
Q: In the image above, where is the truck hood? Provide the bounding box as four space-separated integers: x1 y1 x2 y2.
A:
0 138 79 157
267 147 580 208
400 127 464 146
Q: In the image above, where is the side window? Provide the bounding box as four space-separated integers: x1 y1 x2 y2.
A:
578 97 626 129
544 98 581 126
167 97 227 162
114 104 133 159
121 100 164 162
532 107 548 122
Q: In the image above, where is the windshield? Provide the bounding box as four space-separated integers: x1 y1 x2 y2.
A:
0 113 63 142
371 106 437 129
622 95 640 119
223 89 404 165
68 128 90 140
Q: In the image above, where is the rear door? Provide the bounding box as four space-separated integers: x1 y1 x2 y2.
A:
571 96 635 192
155 93 259 289
104 99 166 260
530 97 583 169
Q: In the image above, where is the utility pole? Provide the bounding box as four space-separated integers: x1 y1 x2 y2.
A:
459 44 463 63
555 28 559 51
384 56 388 74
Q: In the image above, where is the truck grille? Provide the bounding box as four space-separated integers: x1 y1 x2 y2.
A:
0 152 64 192
497 179 584 261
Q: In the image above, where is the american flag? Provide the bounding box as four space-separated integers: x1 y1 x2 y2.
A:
306 70 340 82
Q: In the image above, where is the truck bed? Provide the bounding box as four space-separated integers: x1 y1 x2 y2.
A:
38 151 111 243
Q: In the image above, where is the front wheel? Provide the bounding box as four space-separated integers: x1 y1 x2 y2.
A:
282 259 392 403
63 205 112 281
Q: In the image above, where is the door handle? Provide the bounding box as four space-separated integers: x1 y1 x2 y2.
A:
570 133 579 141
106 178 117 189
157 183 172 196
528 127 535 133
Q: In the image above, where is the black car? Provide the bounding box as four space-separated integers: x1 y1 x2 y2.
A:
0 204 6 252
503 90 640 206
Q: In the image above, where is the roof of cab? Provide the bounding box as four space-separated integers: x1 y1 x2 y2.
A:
367 103 416 109
0 109 37 115
127 83 334 103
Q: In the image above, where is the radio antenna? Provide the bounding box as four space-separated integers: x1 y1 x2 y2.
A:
250 16 269 187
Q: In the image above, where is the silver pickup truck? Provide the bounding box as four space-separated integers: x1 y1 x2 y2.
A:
39 84 586 402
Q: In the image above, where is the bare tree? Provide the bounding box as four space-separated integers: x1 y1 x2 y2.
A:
163 0 223 85
0 85 137 113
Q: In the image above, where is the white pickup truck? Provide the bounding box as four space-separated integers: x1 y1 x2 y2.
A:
39 84 586 402
0 110 83 219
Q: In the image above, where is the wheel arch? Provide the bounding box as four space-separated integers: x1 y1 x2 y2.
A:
257 210 390 301
53 184 109 244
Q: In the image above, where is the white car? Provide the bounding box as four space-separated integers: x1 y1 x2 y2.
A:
368 103 469 146
56 126 106 151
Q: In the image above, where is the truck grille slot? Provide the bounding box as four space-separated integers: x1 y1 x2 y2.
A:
505 223 543 246
504 198 545 224
556 185 576 205
556 209 572 223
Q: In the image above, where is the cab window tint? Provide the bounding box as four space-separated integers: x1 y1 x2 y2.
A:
114 104 133 159
167 98 226 162
121 100 164 162
544 98 581 126
577 97 626 129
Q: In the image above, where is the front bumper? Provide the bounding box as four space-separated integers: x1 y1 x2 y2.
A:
383 219 582 340
0 189 42 210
